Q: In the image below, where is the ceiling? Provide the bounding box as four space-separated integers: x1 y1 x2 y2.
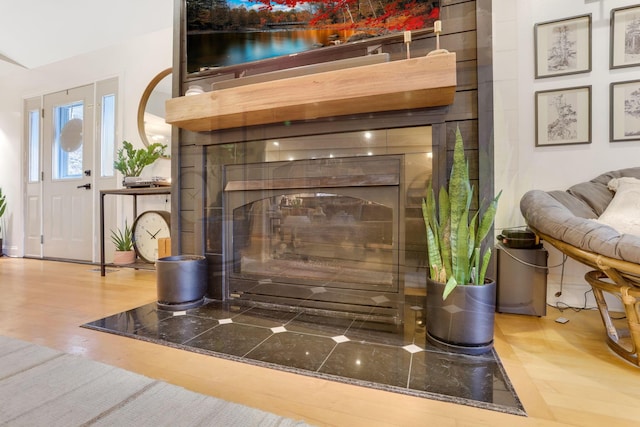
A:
0 0 172 75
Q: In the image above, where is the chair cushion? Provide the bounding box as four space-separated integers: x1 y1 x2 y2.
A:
520 167 640 265
566 167 640 216
595 177 640 236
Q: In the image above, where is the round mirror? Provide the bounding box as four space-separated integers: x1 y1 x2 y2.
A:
137 68 172 158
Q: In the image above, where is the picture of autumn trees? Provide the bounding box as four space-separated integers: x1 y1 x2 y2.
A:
187 0 440 33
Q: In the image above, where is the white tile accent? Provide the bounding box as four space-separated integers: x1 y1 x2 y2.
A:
271 326 287 333
332 335 350 343
403 344 423 354
218 318 233 324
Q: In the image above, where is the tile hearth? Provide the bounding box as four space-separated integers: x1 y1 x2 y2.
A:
83 295 525 415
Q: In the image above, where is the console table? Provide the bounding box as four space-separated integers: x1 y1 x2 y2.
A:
99 187 171 276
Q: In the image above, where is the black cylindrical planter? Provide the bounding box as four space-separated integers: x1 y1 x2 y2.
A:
426 278 496 355
156 255 207 311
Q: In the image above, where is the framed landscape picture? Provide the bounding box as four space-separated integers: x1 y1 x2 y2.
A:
535 86 591 146
185 0 441 76
610 79 640 141
535 14 592 78
610 5 640 69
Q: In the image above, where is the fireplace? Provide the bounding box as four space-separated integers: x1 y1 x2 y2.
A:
205 125 437 324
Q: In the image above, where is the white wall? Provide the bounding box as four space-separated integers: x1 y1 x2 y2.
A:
0 24 173 257
493 0 640 309
3 0 637 299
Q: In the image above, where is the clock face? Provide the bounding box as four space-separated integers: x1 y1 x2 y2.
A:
132 210 171 263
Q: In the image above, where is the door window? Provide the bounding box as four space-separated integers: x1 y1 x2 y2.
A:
53 102 83 180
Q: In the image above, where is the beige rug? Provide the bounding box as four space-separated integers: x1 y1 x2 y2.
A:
0 336 312 426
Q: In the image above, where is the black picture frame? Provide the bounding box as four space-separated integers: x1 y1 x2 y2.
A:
535 86 592 146
534 14 592 79
610 79 640 142
610 5 640 69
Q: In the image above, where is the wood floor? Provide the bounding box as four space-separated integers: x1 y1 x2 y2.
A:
1 258 639 426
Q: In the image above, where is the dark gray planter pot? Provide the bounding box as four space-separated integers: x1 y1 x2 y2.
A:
426 278 496 355
156 255 207 311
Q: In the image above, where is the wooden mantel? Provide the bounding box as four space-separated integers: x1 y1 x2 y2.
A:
165 52 456 132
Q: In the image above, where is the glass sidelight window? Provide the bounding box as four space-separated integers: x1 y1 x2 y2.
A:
100 94 116 177
27 109 40 183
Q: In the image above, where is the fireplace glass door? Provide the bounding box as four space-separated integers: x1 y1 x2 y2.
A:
224 156 403 315
208 125 435 321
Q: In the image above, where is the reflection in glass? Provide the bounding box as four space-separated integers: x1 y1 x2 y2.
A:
233 193 393 287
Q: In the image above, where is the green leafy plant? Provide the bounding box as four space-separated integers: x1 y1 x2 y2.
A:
422 127 501 300
0 187 6 237
110 220 133 251
113 140 167 177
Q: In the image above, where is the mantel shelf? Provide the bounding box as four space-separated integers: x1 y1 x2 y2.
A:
165 52 457 132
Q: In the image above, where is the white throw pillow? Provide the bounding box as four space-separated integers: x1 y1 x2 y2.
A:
596 177 640 236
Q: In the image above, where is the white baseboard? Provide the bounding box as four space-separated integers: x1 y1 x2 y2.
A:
1 245 20 258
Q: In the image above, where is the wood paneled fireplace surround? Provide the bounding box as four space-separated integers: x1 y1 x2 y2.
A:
166 51 457 326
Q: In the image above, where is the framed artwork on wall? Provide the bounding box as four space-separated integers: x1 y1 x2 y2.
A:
610 79 640 142
534 14 592 79
610 5 640 69
184 0 441 77
535 86 591 147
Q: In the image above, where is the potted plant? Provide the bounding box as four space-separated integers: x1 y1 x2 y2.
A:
422 127 501 355
113 140 167 182
0 187 6 257
110 220 136 265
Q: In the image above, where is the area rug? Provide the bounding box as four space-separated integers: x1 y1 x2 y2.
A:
0 335 312 427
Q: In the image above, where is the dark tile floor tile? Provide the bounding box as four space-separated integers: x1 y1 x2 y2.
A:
85 304 172 334
319 341 411 388
232 306 299 328
284 313 353 336
409 349 519 407
185 300 249 320
346 319 416 347
135 314 218 344
245 331 337 371
184 322 272 357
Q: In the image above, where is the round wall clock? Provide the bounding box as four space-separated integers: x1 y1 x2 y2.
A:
131 210 171 263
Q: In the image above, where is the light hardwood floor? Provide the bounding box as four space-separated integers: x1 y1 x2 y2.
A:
0 258 638 426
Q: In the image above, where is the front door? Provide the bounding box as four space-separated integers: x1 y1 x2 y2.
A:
42 85 95 261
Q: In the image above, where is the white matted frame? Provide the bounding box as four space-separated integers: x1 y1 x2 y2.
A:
535 14 591 79
535 86 591 147
610 5 640 69
610 79 640 142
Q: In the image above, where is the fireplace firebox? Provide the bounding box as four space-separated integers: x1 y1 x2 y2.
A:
206 125 437 324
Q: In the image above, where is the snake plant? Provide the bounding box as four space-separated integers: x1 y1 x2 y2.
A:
422 127 501 300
